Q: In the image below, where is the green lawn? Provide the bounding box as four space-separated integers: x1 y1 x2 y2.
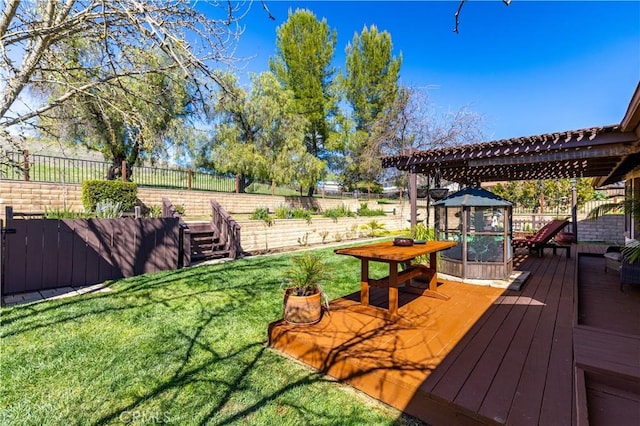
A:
0 247 418 425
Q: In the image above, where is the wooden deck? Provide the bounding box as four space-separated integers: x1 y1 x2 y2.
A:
268 245 640 425
574 250 640 426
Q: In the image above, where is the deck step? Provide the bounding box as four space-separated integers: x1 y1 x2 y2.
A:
191 249 232 262
187 223 230 262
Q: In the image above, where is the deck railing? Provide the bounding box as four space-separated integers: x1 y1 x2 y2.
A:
162 198 190 268
210 199 242 259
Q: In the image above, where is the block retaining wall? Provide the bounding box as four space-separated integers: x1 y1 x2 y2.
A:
1 181 414 253
237 216 411 252
1 181 625 246
0 181 408 218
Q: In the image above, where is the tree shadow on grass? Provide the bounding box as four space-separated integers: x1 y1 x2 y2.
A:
0 254 291 338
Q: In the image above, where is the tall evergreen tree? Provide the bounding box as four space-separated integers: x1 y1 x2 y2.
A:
269 9 337 195
341 25 402 189
345 25 402 131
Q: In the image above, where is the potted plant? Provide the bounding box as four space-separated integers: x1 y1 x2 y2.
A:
428 187 449 201
283 252 329 325
416 185 429 198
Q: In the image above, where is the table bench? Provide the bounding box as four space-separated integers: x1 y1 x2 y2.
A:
334 241 457 318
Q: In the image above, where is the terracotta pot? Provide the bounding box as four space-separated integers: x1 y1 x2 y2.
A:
283 288 322 325
555 232 575 244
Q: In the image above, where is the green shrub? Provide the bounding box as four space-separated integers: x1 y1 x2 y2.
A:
414 224 436 264
274 203 313 223
94 200 124 218
323 204 355 222
414 224 435 241
44 207 88 219
274 203 292 219
357 202 386 217
82 180 137 212
291 208 312 223
250 206 273 226
360 219 386 237
144 205 163 218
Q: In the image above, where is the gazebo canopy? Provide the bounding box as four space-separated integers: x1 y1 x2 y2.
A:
382 125 640 186
432 186 513 207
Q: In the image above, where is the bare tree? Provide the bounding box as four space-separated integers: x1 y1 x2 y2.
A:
454 0 512 34
373 86 485 187
0 0 252 169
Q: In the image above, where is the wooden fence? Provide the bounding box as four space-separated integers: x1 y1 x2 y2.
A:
1 215 180 296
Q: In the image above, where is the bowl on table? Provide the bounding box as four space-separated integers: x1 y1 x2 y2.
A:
393 237 414 246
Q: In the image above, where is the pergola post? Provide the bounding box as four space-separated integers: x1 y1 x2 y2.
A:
571 178 578 242
409 166 417 235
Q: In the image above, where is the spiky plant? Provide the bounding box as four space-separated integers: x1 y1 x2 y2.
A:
588 196 640 264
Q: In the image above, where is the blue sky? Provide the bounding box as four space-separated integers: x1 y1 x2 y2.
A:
222 0 639 141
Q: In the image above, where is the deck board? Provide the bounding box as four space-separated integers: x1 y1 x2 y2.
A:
476 255 558 421
506 253 567 425
268 244 639 425
539 254 575 426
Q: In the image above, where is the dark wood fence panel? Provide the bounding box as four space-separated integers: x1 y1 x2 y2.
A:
4 220 28 292
2 217 180 296
42 219 59 288
71 219 88 287
58 220 74 286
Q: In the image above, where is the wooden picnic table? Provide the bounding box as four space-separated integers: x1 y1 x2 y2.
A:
334 240 457 318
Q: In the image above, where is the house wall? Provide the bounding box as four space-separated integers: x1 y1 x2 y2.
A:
577 215 625 244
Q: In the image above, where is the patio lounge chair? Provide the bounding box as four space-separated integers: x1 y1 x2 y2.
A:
512 219 571 257
621 259 640 290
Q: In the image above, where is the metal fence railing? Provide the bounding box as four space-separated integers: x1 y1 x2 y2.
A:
1 151 392 199
1 151 236 192
2 151 107 183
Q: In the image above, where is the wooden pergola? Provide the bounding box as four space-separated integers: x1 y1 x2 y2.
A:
382 124 639 185
382 123 640 234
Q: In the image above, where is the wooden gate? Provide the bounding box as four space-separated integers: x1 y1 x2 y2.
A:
1 216 180 296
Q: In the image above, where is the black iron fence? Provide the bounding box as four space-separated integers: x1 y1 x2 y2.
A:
0 151 392 199
1 151 236 192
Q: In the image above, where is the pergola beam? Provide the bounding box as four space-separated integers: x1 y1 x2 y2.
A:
383 125 638 184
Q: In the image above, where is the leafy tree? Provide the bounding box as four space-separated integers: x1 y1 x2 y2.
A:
491 178 597 211
340 25 402 190
269 9 337 195
0 0 250 170
39 44 193 174
201 72 322 194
